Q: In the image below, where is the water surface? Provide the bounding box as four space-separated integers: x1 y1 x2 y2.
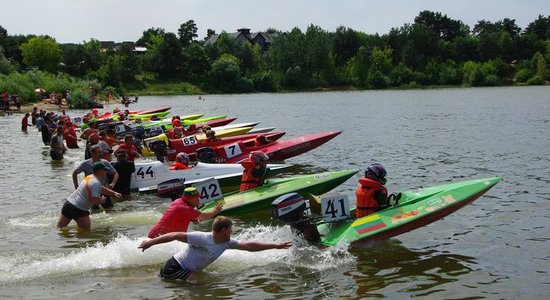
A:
0 87 549 299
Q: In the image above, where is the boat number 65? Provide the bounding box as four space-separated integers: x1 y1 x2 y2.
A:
182 136 198 146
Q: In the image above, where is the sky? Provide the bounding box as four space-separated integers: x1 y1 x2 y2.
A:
0 0 549 43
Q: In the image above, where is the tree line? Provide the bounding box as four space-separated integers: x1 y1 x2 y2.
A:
1 11 549 106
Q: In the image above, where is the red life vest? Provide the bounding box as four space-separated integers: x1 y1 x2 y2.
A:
239 160 266 192
355 178 388 218
170 162 189 170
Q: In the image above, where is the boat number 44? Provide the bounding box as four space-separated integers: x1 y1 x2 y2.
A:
321 194 351 222
135 165 155 181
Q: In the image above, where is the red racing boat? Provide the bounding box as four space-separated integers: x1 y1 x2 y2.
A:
166 131 287 161
197 131 343 163
129 106 171 115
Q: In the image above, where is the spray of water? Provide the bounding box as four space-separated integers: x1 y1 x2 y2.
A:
0 225 354 283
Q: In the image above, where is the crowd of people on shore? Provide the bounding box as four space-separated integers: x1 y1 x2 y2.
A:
1 91 22 112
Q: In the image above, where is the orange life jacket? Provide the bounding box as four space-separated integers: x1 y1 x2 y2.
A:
355 178 388 218
239 160 266 192
170 162 189 170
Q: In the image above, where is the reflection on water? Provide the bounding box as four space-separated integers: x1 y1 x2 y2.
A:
1 87 549 298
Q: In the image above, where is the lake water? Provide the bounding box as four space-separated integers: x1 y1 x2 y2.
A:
0 87 549 299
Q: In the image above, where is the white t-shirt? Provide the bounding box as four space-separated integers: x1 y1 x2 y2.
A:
67 175 102 211
173 232 239 272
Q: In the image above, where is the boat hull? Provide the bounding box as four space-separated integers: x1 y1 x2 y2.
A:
201 170 358 216
317 177 503 247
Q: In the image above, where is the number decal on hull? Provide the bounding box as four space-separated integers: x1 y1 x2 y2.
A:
194 178 223 205
224 143 242 159
321 195 351 222
135 165 155 181
182 136 198 146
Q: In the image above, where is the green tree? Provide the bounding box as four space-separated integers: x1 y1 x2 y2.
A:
205 29 216 40
60 43 84 76
183 43 209 78
81 39 104 73
333 26 362 66
210 54 241 92
414 10 469 41
267 27 305 75
117 43 140 81
525 15 550 40
147 33 183 78
136 27 166 47
20 36 61 72
345 46 371 86
178 20 198 47
0 46 16 74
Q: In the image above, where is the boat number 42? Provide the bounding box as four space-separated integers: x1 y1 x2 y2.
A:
321 195 351 222
195 178 223 205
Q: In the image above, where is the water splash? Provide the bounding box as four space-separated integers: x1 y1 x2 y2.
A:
0 225 354 283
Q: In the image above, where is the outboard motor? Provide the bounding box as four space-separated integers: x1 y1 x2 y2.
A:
272 193 320 243
132 126 146 140
149 126 164 138
98 123 110 131
196 147 222 163
157 178 185 201
149 140 167 162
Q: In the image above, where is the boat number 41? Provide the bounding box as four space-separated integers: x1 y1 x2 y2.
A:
321 195 351 222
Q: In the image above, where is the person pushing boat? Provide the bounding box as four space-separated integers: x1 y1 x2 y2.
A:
147 187 223 238
139 216 292 282
240 151 269 192
57 162 122 230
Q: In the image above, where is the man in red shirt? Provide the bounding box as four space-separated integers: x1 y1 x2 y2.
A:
115 135 140 162
21 113 30 132
148 187 223 238
64 121 79 149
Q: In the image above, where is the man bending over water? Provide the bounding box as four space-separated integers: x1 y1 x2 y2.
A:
57 162 121 230
139 216 292 282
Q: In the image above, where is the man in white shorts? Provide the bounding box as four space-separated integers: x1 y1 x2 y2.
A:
139 216 292 281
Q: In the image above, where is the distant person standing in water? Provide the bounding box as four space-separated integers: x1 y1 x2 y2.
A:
21 113 30 132
50 125 67 161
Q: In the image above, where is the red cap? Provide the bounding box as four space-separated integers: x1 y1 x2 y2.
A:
89 133 100 141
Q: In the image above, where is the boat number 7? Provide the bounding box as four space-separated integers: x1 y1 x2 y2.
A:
224 143 242 158
321 195 351 222
135 166 155 181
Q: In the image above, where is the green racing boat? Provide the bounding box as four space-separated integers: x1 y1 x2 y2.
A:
200 170 358 216
272 177 502 247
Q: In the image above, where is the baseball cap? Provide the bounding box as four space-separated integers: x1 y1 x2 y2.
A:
183 187 200 198
92 162 108 172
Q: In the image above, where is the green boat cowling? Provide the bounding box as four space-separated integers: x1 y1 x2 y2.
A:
317 177 503 247
200 170 358 216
